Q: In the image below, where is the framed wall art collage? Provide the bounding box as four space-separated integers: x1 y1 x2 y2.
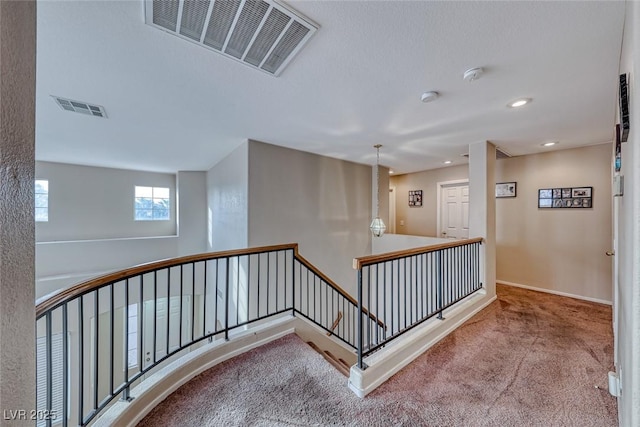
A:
538 186 593 209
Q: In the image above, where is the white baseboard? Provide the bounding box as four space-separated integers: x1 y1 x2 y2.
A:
497 280 612 306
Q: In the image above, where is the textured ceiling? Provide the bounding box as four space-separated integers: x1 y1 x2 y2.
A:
36 1 626 174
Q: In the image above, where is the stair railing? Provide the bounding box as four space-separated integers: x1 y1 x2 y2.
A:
353 237 484 369
35 243 381 427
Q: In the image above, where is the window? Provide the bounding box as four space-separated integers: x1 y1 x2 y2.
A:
35 180 49 222
134 186 170 220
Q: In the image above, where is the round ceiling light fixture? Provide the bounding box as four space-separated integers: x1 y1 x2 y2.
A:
443 160 452 164
508 98 532 108
421 91 439 103
463 67 484 82
542 141 558 147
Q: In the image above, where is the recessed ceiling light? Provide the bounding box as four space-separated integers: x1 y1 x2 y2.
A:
443 160 452 164
389 170 394 174
542 141 558 147
508 98 532 108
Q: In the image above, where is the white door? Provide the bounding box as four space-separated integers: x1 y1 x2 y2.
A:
440 183 469 239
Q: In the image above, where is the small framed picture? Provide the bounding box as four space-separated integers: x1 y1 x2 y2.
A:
538 198 552 208
539 189 552 199
572 187 592 198
562 188 572 198
409 190 422 207
552 188 562 199
496 182 517 198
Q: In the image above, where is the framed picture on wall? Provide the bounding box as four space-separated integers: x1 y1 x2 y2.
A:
496 182 517 198
409 190 423 207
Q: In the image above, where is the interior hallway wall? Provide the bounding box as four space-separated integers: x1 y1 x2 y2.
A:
247 140 371 295
390 164 468 236
615 1 640 423
495 144 612 303
391 144 612 303
35 163 207 299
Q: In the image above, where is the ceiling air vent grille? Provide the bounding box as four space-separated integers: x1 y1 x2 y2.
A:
52 96 107 118
145 0 318 76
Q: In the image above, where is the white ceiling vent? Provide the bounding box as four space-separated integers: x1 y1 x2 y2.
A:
52 96 107 118
145 0 318 76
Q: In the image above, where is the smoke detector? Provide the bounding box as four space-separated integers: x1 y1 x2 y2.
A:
421 91 439 103
463 67 483 82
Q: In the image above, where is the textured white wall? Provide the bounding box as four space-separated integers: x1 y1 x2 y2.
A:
617 1 640 424
36 161 176 241
247 140 371 295
0 0 36 422
206 142 249 251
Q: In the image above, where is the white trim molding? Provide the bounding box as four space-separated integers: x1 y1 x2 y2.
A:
497 280 612 306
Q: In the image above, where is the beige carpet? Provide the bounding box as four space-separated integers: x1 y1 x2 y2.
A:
137 284 617 426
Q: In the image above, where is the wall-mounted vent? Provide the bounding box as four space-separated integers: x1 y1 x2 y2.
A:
52 96 107 118
145 0 318 77
462 147 512 160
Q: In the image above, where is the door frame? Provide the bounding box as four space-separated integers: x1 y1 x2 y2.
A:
389 186 396 234
436 179 469 239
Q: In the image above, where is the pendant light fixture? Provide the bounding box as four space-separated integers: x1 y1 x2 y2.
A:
370 144 386 237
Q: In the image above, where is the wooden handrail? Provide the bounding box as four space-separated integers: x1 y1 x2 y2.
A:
36 243 298 318
294 253 386 329
353 237 484 270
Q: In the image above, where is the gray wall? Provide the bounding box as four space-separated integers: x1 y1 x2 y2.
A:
0 0 36 421
35 163 207 298
177 171 207 256
616 2 640 424
247 140 371 294
36 161 176 241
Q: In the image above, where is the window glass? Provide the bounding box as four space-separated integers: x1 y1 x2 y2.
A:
135 186 170 221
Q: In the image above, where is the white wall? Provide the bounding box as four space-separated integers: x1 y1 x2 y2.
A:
616 1 640 424
206 142 249 251
247 140 371 294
